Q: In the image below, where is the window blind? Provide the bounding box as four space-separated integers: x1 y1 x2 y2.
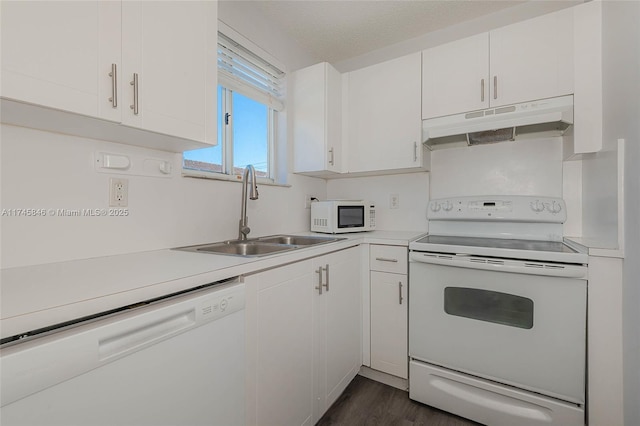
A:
218 32 285 111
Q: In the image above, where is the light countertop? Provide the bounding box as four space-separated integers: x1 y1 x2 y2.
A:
564 237 624 259
1 230 425 340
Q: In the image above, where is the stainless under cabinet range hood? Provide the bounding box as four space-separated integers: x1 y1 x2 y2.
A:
422 95 573 149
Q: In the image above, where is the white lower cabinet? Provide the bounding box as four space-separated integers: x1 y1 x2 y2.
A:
245 246 362 426
369 245 408 379
370 271 408 378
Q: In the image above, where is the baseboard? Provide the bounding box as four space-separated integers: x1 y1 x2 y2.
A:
358 366 408 391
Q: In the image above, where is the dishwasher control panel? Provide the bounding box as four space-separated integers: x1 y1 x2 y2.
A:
196 282 245 323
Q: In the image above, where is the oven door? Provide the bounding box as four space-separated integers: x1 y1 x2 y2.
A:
409 255 586 404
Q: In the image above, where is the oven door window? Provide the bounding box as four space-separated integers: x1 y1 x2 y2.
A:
444 287 534 329
337 206 364 228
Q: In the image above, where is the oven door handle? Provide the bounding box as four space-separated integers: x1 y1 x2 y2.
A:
409 252 587 279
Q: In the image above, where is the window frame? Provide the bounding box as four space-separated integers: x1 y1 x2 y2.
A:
182 22 285 185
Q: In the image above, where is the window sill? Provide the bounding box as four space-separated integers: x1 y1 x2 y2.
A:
181 170 291 187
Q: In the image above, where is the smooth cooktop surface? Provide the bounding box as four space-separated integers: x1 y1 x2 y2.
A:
414 235 578 254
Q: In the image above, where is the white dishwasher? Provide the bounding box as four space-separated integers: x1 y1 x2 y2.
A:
0 279 245 426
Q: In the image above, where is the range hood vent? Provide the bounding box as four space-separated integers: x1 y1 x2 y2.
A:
423 95 573 149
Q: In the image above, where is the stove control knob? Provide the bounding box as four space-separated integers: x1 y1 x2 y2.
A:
442 201 453 212
530 200 545 212
430 202 441 212
549 201 562 214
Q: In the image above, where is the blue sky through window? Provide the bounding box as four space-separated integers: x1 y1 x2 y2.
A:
184 86 269 175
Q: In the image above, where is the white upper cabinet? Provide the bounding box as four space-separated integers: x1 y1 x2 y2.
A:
346 52 429 174
565 0 603 159
293 62 343 176
120 1 217 144
0 1 120 119
0 1 217 152
422 33 490 119
422 8 574 119
489 7 574 108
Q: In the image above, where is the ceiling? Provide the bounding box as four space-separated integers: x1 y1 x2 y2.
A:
245 0 526 64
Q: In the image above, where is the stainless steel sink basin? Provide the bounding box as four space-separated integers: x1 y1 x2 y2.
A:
176 241 295 257
174 234 344 257
257 235 342 246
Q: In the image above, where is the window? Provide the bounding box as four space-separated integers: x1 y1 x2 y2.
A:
183 29 285 181
444 287 534 329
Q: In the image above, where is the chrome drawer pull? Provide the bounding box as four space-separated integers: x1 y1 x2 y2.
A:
315 266 323 295
375 257 398 263
130 73 139 115
493 75 498 100
323 264 330 292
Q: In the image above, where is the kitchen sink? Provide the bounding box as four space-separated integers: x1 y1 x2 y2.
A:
174 234 344 257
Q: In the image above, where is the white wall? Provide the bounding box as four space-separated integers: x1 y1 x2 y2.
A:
599 2 640 425
326 173 429 232
430 138 564 199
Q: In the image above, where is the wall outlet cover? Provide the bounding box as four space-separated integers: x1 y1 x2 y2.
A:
390 194 400 209
109 178 129 207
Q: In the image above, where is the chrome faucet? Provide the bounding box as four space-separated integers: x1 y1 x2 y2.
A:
238 165 259 240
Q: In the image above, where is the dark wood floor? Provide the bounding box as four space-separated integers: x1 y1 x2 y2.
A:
317 375 482 426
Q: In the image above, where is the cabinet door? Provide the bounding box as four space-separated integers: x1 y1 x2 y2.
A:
422 33 489 119
370 271 408 379
293 62 343 175
0 1 120 120
346 52 423 173
313 247 362 421
121 1 217 144
248 261 315 426
489 8 574 107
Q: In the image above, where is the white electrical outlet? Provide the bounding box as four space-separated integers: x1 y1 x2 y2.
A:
109 178 129 207
390 194 400 209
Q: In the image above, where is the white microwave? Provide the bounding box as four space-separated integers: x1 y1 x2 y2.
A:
311 200 376 234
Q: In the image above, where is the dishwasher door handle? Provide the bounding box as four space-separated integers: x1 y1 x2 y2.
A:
99 310 195 360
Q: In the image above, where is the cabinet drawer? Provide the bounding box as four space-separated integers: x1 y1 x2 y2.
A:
370 245 407 274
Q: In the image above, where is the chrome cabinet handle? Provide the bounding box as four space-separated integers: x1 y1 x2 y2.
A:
315 266 323 295
130 73 139 115
375 257 398 263
399 282 403 305
328 148 335 166
108 64 118 108
481 78 485 102
493 75 497 100
413 142 418 162
323 264 329 292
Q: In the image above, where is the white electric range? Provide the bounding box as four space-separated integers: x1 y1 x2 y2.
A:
408 195 587 426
